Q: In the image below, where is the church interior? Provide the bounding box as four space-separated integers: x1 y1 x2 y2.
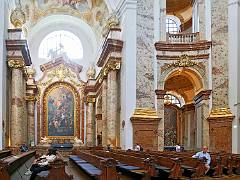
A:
0 0 240 179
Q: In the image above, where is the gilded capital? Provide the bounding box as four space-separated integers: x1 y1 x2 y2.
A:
8 59 25 69
86 96 96 104
25 95 36 101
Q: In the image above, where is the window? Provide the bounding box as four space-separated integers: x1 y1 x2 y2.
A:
166 17 180 34
164 94 183 107
38 30 83 60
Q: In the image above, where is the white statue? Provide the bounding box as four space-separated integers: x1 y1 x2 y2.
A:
73 136 83 146
40 136 52 145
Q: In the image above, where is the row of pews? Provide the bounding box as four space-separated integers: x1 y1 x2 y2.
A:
0 149 36 180
69 148 240 179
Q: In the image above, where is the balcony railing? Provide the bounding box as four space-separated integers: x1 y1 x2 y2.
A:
167 32 200 43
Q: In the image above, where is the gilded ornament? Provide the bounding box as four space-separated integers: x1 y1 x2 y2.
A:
8 59 25 68
98 61 121 83
209 108 234 118
27 67 36 78
86 96 96 103
173 54 197 67
25 95 36 101
106 12 119 28
10 7 26 28
86 65 96 79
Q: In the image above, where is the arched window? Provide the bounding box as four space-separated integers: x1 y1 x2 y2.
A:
164 94 184 107
38 30 83 60
166 16 180 34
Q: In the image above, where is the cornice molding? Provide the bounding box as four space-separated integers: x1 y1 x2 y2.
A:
155 89 167 99
194 90 212 104
97 38 123 67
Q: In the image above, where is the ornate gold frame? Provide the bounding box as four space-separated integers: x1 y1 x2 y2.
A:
42 82 80 140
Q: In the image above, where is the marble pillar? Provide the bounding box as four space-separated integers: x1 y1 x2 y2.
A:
229 0 240 153
106 70 118 146
159 0 166 41
211 0 229 108
101 79 107 146
9 62 26 147
136 0 155 108
193 90 211 148
155 90 166 151
198 0 206 40
86 98 95 146
27 100 35 146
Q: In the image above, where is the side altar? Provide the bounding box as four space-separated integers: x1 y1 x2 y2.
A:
36 57 85 153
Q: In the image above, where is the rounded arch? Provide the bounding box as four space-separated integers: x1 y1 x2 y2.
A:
27 14 98 80
162 67 205 91
163 68 204 103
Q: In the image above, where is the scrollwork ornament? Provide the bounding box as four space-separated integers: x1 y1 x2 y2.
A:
8 59 25 69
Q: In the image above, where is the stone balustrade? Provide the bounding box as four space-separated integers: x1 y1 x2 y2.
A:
167 32 200 43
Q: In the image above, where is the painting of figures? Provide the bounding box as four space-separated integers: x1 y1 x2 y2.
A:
47 86 75 137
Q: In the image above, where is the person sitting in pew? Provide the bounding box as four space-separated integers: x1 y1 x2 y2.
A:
192 146 211 174
24 148 57 180
134 143 141 151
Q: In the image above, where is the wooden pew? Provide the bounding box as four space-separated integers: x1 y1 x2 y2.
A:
144 150 206 178
0 150 11 159
92 150 155 179
70 150 119 180
0 161 10 180
112 149 182 179
37 158 73 180
0 150 35 179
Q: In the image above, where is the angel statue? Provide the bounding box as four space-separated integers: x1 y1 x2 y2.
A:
73 136 83 146
40 136 52 145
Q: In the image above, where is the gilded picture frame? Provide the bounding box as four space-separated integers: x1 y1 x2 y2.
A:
42 82 80 140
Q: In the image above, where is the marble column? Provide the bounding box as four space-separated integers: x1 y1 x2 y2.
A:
229 0 240 153
211 0 229 108
8 59 26 147
27 100 35 146
101 79 107 146
194 90 211 148
198 0 206 39
136 0 155 108
155 90 166 151
159 0 166 41
85 97 95 146
106 70 118 146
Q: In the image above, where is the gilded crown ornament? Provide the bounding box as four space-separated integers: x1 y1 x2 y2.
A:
106 12 119 28
10 7 26 28
173 54 197 67
27 67 36 78
86 65 96 79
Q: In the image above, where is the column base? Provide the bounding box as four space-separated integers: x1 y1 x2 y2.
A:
207 108 234 153
130 108 161 151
